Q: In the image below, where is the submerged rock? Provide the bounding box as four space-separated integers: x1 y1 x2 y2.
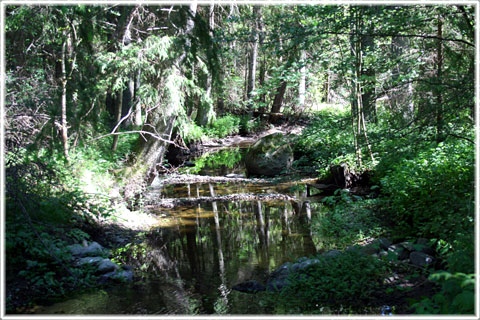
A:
245 133 294 177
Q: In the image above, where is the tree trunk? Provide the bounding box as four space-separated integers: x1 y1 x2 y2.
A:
134 69 142 126
195 4 214 126
60 38 69 160
361 31 376 123
125 3 198 198
247 6 261 103
298 50 307 109
270 80 287 115
350 7 362 167
435 15 443 142
111 90 123 151
358 6 377 123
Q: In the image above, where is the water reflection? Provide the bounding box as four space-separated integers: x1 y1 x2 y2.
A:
37 181 326 314
135 197 321 313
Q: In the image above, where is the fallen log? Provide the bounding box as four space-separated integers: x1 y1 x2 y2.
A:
150 173 273 187
145 193 296 208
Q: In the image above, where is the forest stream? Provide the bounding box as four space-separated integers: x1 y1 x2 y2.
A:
33 145 331 314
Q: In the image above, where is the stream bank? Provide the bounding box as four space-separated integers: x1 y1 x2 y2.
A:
26 125 440 315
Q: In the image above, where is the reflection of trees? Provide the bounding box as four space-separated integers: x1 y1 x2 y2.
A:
209 183 229 313
254 200 268 268
138 195 322 312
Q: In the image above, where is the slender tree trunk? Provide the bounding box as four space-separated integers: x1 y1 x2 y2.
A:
243 49 249 102
298 50 307 110
350 7 362 167
361 7 377 123
247 6 261 104
111 90 123 151
436 15 443 142
134 69 142 126
122 75 135 128
60 36 69 161
258 10 266 112
324 69 331 103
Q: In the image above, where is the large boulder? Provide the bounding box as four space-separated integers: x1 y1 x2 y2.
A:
245 133 294 177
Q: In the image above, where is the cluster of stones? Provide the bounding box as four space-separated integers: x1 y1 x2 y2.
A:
232 238 436 294
67 241 133 283
358 237 436 267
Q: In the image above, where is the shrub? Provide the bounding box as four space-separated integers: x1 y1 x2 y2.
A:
182 148 245 175
380 139 474 243
264 251 390 314
293 110 358 177
206 115 241 138
412 272 474 314
312 191 385 249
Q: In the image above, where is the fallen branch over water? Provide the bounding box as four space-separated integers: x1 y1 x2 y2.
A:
145 193 296 208
151 174 272 186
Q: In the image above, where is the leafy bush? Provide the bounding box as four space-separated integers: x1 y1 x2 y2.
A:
264 251 390 314
239 114 264 134
293 110 358 177
182 148 245 175
206 115 241 138
312 191 385 249
412 272 474 314
5 148 114 310
380 139 474 243
180 121 207 144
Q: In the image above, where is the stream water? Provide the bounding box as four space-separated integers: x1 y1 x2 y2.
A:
35 148 331 315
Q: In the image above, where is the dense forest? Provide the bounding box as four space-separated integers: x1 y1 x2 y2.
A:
4 3 476 316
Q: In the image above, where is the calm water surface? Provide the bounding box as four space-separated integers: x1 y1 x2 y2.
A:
36 150 329 314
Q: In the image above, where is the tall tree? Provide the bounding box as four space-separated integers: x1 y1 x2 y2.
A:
246 6 261 104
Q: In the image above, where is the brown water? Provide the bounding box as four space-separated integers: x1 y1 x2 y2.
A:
35 150 330 315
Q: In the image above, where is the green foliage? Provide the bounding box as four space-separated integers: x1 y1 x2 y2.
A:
412 272 475 314
312 191 385 249
183 148 245 175
380 138 474 242
180 121 207 144
293 109 360 176
5 146 120 310
205 114 241 138
264 251 390 313
239 114 265 134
